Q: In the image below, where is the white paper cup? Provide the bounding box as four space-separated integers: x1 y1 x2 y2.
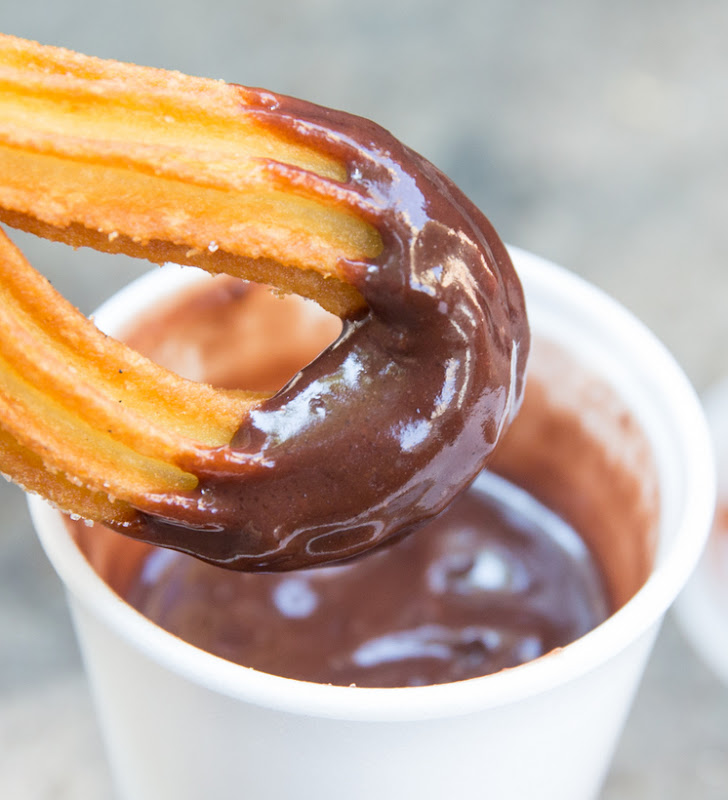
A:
29 248 715 800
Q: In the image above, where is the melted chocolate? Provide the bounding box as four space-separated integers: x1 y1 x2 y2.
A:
70 279 656 688
123 470 608 687
117 92 529 571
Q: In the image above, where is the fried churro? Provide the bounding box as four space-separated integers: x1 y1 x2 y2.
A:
0 34 528 569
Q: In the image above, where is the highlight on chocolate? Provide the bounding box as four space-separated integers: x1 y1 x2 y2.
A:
0 33 529 570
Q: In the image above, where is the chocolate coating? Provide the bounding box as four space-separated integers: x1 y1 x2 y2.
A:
123 92 529 570
124 470 608 687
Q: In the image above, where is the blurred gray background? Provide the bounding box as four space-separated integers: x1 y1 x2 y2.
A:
1 1 727 797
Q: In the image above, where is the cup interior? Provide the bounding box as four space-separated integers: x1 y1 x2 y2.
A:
29 248 715 720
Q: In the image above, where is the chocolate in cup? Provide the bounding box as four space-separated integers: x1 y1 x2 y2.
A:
29 248 715 800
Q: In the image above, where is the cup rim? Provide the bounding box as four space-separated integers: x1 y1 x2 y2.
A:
29 247 715 722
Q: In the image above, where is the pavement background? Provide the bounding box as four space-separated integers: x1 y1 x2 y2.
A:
1 2 727 797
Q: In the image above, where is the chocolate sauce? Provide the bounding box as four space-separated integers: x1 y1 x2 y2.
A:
71 278 656 688
116 91 529 571
123 470 609 687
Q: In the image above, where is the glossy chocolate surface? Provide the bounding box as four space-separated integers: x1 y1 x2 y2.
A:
123 470 609 687
118 91 529 570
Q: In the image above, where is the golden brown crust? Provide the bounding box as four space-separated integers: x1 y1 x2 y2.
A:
0 34 377 523
0 426 137 526
0 33 379 313
0 227 265 510
0 209 365 318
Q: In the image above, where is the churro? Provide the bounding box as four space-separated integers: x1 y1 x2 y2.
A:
0 35 528 569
